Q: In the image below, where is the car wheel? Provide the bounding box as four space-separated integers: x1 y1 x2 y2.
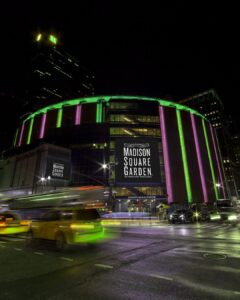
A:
55 233 67 252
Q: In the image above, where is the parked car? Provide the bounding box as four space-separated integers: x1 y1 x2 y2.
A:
27 207 104 251
0 212 30 235
168 209 194 224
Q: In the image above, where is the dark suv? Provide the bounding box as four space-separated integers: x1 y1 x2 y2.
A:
168 209 194 224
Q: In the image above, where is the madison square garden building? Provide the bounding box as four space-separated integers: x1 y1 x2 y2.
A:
4 96 229 211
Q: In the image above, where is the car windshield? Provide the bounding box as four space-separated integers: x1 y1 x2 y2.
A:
218 207 236 213
75 209 100 220
175 210 186 214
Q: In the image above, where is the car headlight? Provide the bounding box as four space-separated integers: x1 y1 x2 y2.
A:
228 215 237 221
210 214 221 220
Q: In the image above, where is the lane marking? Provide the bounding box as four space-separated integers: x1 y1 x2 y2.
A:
95 264 113 269
60 257 74 262
203 253 227 260
14 248 23 251
34 252 44 256
0 244 6 248
149 273 173 281
0 241 6 243
234 291 240 295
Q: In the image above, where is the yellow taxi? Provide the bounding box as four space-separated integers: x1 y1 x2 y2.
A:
28 207 104 250
0 212 30 235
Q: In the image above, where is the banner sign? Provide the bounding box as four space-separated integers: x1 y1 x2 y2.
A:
46 158 71 180
115 138 161 185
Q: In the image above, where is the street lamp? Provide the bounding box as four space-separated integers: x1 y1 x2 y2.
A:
102 163 108 169
216 183 221 188
40 177 46 192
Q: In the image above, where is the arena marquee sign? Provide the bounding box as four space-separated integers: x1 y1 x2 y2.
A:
115 138 161 185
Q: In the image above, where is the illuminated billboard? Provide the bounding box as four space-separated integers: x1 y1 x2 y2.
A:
46 158 71 180
115 138 161 185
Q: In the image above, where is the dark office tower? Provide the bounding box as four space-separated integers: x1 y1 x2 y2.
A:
26 33 95 111
231 134 240 196
180 89 238 199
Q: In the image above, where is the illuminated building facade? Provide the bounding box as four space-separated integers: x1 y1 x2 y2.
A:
0 96 227 211
180 89 237 198
26 33 95 111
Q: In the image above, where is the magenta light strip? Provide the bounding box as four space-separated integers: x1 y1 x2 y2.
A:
210 125 226 199
18 123 25 147
159 106 173 204
39 113 47 139
75 104 82 125
191 114 208 203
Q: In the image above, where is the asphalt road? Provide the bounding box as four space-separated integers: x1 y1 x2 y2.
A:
0 222 240 300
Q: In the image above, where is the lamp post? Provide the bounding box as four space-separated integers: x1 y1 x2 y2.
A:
40 177 46 193
40 176 51 193
216 183 222 199
101 163 115 210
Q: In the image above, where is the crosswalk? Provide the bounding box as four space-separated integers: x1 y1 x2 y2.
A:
164 222 239 230
0 234 26 242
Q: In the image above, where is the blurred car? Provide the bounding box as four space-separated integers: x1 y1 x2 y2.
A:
168 209 194 224
218 207 239 222
209 210 221 221
0 212 30 235
28 207 104 251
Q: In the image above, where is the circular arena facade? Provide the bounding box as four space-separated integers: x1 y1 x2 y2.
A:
12 95 228 210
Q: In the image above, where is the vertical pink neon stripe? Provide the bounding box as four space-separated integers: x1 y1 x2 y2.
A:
159 106 173 204
191 114 208 203
210 125 226 199
75 105 81 125
18 123 25 147
39 113 47 139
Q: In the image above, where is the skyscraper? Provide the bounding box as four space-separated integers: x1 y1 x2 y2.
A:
180 89 238 198
25 32 95 111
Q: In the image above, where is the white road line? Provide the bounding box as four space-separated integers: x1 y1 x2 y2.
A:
0 241 6 243
95 263 113 269
149 273 173 281
34 252 44 256
0 244 6 248
60 257 74 262
234 291 240 295
14 248 23 251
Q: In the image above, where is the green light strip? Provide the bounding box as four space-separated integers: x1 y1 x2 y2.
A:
56 108 63 128
202 119 219 200
176 110 192 203
13 128 19 147
96 103 102 123
24 96 206 123
27 118 34 145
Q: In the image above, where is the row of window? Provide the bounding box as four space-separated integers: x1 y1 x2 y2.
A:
109 115 159 124
110 127 161 137
112 186 166 196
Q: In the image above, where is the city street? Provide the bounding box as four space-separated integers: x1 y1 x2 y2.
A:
1 222 240 300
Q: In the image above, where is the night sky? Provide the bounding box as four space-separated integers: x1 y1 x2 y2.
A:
0 2 239 136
